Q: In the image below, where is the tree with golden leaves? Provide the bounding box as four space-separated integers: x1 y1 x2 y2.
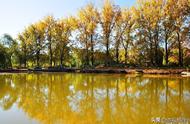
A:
161 0 176 66
28 21 46 67
136 0 163 66
99 0 121 66
173 0 190 66
43 15 56 67
55 16 77 66
77 3 99 66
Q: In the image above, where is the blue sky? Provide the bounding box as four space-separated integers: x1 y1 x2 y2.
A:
0 0 136 38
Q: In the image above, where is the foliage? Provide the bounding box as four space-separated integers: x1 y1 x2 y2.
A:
1 0 190 69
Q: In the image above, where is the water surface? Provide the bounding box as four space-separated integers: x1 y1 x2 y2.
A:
0 73 190 124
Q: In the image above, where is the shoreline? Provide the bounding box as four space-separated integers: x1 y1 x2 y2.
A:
0 68 189 75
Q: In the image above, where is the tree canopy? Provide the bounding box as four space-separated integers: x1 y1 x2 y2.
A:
0 0 190 69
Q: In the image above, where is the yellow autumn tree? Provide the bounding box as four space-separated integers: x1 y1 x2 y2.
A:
100 0 121 66
77 3 99 66
43 15 56 67
55 16 77 66
28 21 46 67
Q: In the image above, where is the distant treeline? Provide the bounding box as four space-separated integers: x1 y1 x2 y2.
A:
0 0 190 69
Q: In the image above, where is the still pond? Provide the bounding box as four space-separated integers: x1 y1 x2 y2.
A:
0 73 190 124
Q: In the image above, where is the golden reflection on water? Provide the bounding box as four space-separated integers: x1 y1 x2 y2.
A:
0 73 190 124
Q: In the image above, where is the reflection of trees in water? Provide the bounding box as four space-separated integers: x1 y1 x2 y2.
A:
0 74 190 124
0 74 18 110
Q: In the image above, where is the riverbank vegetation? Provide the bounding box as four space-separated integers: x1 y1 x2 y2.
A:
0 0 190 69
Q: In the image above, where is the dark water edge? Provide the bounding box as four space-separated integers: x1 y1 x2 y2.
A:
0 68 189 74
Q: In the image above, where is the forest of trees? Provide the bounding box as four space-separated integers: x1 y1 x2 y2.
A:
0 0 190 69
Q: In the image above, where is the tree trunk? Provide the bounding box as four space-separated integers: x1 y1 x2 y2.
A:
24 56 27 68
36 37 41 67
177 32 183 66
154 30 159 66
105 36 110 66
24 46 27 68
49 42 53 67
115 39 120 64
149 33 154 66
165 34 169 66
9 55 13 69
123 37 129 65
155 41 158 66
19 59 22 68
125 48 128 65
36 50 40 67
60 48 63 67
60 50 63 67
90 34 94 66
116 47 119 64
85 40 89 66
124 41 129 65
